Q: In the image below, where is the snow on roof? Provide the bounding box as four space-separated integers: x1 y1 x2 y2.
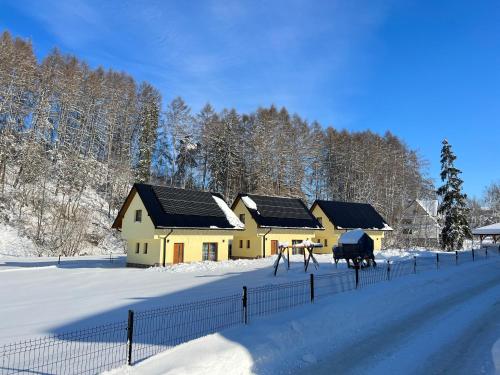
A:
382 223 394 231
417 199 438 217
339 229 366 245
241 195 258 211
472 223 500 236
212 195 244 229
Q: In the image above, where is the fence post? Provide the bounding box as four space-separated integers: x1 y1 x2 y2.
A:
127 310 134 366
436 253 439 270
472 249 475 262
310 274 314 303
58 255 61 265
455 250 458 266
355 264 359 289
486 247 488 258
387 260 391 281
413 256 417 274
242 286 248 324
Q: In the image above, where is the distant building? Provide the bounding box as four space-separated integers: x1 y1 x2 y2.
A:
310 200 392 252
112 184 243 267
400 199 441 247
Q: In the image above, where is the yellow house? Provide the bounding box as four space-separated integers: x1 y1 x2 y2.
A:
112 183 243 267
231 193 323 258
310 200 393 253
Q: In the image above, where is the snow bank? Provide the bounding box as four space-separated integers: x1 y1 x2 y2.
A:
212 195 244 229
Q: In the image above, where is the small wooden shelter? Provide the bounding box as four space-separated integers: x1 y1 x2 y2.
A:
472 223 500 246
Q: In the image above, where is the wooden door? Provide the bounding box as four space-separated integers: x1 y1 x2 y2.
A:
173 243 184 264
271 240 278 255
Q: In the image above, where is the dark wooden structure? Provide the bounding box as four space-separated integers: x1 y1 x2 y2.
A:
333 229 376 268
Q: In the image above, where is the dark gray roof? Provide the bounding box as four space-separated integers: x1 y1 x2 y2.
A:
233 193 322 229
313 200 391 230
113 183 239 229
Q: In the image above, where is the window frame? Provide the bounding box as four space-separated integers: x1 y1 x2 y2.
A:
239 213 245 224
134 209 142 222
135 243 140 254
143 242 148 254
202 242 218 261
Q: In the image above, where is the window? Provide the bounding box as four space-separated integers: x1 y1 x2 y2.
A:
239 213 245 224
239 239 243 249
247 240 250 249
143 243 148 254
324 239 328 247
202 243 218 261
317 217 322 225
135 210 142 222
292 239 303 255
135 243 140 254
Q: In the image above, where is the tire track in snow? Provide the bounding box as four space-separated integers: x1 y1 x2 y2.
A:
299 261 500 375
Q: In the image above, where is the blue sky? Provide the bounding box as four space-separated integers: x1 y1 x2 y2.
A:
1 0 499 198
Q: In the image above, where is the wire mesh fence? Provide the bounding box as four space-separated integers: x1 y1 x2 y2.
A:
132 293 242 364
315 269 356 299
1 248 498 374
246 279 310 320
0 321 128 375
358 262 389 287
390 259 415 279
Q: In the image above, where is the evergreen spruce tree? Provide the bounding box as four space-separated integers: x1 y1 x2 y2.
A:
437 139 471 250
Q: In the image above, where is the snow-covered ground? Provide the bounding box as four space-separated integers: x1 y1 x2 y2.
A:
0 248 444 345
106 257 500 375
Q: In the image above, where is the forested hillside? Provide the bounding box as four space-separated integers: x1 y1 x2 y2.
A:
0 30 434 255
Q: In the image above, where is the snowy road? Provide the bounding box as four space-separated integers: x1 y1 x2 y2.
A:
300 261 500 375
107 256 500 375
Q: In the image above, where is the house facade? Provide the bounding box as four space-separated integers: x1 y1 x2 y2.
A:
112 184 243 267
311 200 392 252
230 194 322 258
400 199 441 247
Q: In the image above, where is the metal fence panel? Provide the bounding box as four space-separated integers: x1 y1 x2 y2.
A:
132 293 242 363
315 270 356 299
247 280 310 320
0 321 127 375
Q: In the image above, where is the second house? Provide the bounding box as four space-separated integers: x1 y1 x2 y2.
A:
231 193 323 258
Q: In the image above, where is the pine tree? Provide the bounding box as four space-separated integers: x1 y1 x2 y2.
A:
437 139 471 250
